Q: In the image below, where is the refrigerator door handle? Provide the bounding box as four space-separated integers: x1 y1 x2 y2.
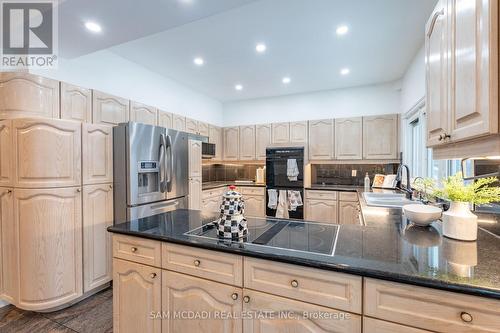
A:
150 200 179 210
159 134 167 192
166 134 174 192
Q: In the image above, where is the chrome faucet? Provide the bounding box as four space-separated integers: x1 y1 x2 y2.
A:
395 164 413 200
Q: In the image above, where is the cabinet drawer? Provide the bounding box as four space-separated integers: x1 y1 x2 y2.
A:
305 190 337 200
244 257 362 313
112 234 161 267
363 317 432 333
339 192 358 202
239 186 265 196
162 243 243 286
202 187 225 200
364 278 500 333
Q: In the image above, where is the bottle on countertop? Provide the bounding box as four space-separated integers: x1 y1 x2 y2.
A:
364 173 371 191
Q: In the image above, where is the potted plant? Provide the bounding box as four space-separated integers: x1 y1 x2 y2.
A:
433 173 500 241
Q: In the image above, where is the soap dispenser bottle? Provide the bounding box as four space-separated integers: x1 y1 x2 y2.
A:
364 173 370 191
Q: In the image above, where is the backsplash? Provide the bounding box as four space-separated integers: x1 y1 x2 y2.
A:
202 164 263 182
312 163 399 186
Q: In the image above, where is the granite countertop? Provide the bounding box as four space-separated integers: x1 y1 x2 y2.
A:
109 208 500 300
202 181 266 190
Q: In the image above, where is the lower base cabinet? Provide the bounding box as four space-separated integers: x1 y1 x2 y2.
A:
305 199 337 223
113 259 161 333
363 317 432 333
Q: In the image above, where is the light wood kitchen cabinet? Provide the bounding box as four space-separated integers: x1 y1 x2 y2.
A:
188 177 202 210
162 270 242 333
308 119 334 160
82 123 113 185
256 124 272 160
185 117 198 134
223 126 239 160
14 187 82 311
0 73 59 119
130 101 157 126
362 114 398 160
305 199 337 224
198 121 209 136
157 109 173 129
209 125 223 160
172 114 186 131
92 90 129 126
335 117 362 160
189 140 202 178
0 187 15 303
338 201 360 225
243 289 361 333
0 120 12 187
113 258 161 333
363 317 433 333
202 194 222 213
242 194 265 217
83 184 113 292
239 125 256 160
290 121 308 143
272 122 290 144
60 83 92 122
113 234 162 268
12 118 81 188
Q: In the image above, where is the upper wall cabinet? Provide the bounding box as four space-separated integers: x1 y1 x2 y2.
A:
290 121 308 143
11 118 82 188
256 124 272 160
92 91 129 126
198 122 209 137
60 83 92 123
363 114 399 160
239 125 256 160
272 122 290 144
335 117 362 160
0 73 59 119
308 119 334 160
82 123 113 185
185 118 198 134
0 120 12 186
130 101 157 126
157 110 173 129
173 114 186 132
223 127 239 161
209 125 222 160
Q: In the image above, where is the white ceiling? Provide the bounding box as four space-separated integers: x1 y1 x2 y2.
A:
60 0 437 102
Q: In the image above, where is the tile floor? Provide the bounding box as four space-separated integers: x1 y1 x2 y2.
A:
0 287 112 333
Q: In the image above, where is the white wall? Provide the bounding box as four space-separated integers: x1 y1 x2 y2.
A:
30 51 224 125
222 81 402 126
400 45 425 113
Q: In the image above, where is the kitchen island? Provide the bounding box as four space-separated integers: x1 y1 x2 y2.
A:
108 206 500 333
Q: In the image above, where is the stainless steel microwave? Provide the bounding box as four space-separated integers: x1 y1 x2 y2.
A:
202 142 216 159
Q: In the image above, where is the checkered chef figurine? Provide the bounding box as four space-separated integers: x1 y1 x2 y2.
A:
216 185 248 240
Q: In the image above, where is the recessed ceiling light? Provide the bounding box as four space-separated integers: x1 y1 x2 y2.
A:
336 25 349 36
235 84 243 91
282 77 291 84
84 21 102 33
193 57 204 66
255 43 267 53
340 68 350 75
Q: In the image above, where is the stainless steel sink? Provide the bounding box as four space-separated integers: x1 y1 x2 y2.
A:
363 192 420 208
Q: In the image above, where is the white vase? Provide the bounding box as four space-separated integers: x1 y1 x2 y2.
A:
442 201 478 241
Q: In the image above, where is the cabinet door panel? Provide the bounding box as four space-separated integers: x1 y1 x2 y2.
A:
223 127 239 160
130 101 157 126
185 118 198 134
13 119 81 188
290 121 308 143
243 195 265 217
60 83 92 122
239 125 256 160
157 110 173 129
92 91 129 126
308 120 333 160
272 122 290 144
243 290 361 333
0 188 15 303
0 120 12 187
256 124 271 160
83 184 113 292
209 126 222 160
189 140 202 178
362 115 398 159
335 118 362 160
0 73 59 119
113 259 161 333
189 177 202 210
198 121 209 136
339 201 360 225
172 114 186 131
425 0 450 146
162 270 242 333
82 123 113 185
305 199 337 224
15 187 82 311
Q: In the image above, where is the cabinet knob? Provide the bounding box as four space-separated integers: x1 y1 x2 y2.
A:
443 133 451 140
150 272 157 279
243 296 250 303
131 247 138 253
76 188 81 192
193 259 201 267
291 280 299 288
6 189 12 194
460 311 473 323
438 134 444 141
231 293 238 300
109 184 113 189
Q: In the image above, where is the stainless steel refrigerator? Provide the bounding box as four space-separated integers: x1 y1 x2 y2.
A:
113 122 188 223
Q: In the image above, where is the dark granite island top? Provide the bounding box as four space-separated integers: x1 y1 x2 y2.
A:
108 209 500 300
